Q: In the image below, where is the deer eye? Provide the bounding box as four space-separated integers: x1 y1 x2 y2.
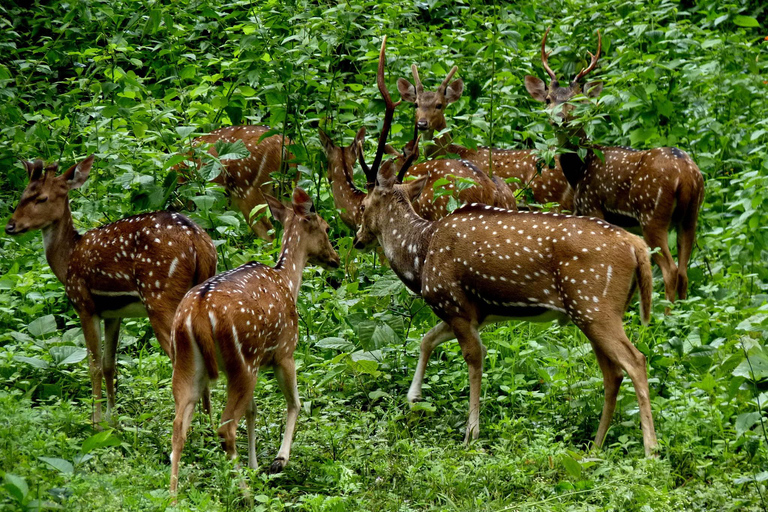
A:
436 104 443 109
414 103 418 109
360 205 365 213
36 196 48 204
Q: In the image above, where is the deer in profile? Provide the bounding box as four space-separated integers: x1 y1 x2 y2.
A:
319 127 515 229
354 36 658 456
180 126 295 240
524 28 704 307
5 155 218 425
169 188 340 495
397 63 573 211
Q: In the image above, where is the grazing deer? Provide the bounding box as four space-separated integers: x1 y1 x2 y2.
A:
353 37 658 456
397 63 573 210
5 155 218 425
319 128 515 228
169 188 340 494
180 125 295 240
524 28 705 306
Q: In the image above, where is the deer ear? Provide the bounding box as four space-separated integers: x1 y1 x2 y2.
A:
444 78 464 103
318 129 335 155
525 76 548 103
22 160 43 181
352 127 366 155
375 160 397 189
265 194 289 225
383 144 401 157
585 81 603 98
62 154 94 189
400 174 428 202
291 187 314 218
397 78 417 103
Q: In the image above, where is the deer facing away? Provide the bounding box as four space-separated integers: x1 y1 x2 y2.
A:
5 155 218 425
169 188 340 494
397 64 574 211
181 125 295 240
524 28 704 306
353 36 658 456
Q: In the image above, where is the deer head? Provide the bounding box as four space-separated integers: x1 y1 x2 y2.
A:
319 127 366 184
397 63 464 137
524 28 603 121
354 37 428 250
265 188 340 269
6 155 94 235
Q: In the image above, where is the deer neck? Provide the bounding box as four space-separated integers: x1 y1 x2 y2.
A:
274 222 310 302
41 203 80 286
423 120 454 159
377 194 436 295
557 126 595 189
328 160 366 226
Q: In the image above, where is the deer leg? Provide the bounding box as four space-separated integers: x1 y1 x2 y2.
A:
218 370 257 463
80 312 104 426
450 318 485 444
169 344 208 496
102 318 121 424
585 319 658 457
591 346 623 450
245 396 258 470
675 222 697 301
407 322 455 403
643 225 678 307
271 357 300 474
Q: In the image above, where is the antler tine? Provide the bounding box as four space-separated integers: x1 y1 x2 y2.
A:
357 140 372 184
411 63 424 93
368 35 402 181
541 27 557 83
439 65 458 92
573 29 602 85
396 135 420 183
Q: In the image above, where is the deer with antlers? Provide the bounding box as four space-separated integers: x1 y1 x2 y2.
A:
353 36 658 456
320 127 515 229
179 126 295 240
397 62 573 211
524 29 704 306
169 188 340 494
5 155 218 425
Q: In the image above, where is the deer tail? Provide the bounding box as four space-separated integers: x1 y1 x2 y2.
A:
632 238 653 326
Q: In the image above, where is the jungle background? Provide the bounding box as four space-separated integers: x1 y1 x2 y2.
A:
1 0 767 510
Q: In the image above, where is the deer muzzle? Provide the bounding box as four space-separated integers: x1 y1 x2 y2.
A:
416 119 429 131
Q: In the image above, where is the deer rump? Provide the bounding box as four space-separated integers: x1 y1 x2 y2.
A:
420 204 651 327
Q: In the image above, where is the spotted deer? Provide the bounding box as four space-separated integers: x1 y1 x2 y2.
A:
319 128 515 228
169 188 340 495
353 37 658 456
180 125 295 240
524 28 704 306
397 63 573 210
5 155 218 425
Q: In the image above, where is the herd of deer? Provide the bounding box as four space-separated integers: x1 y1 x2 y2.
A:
5 31 704 494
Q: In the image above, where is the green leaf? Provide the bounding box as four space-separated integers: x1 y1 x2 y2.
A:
733 351 768 380
315 337 354 351
39 456 74 474
14 355 50 369
214 139 249 161
3 473 28 504
49 346 88 366
733 15 759 28
28 314 56 337
735 412 762 437
81 429 120 455
369 274 405 297
561 454 582 478
176 126 197 139
410 402 436 413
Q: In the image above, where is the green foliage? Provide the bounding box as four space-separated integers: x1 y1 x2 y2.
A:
0 0 767 510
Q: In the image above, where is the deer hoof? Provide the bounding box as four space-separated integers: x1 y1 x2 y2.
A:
269 457 286 474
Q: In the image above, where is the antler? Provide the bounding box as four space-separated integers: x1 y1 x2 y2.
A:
439 65 458 92
365 35 402 183
540 27 558 83
572 29 602 85
411 64 424 93
396 129 421 183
